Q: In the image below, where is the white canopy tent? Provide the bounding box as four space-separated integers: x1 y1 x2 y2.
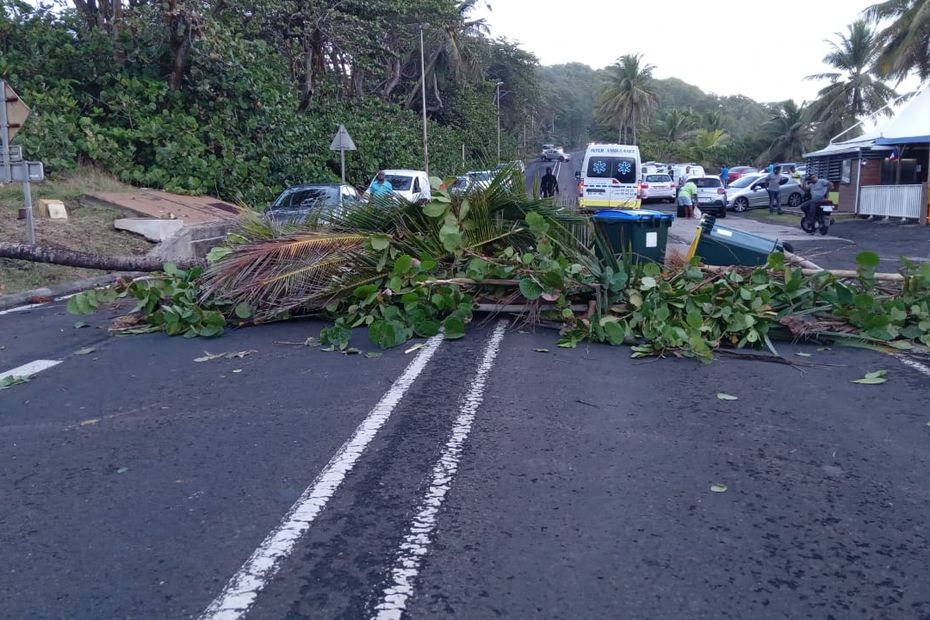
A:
873 87 930 146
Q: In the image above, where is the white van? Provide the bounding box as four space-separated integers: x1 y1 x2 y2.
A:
578 144 641 209
670 163 706 185
368 169 431 204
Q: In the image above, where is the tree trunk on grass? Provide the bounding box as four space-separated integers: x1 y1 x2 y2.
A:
0 243 205 272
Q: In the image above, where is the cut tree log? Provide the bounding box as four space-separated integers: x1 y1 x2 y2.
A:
0 242 205 272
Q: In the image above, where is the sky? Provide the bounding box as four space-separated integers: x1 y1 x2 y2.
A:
472 0 915 107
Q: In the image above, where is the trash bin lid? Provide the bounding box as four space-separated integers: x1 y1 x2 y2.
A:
592 209 674 222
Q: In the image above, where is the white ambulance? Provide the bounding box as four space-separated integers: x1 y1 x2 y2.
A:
578 144 642 209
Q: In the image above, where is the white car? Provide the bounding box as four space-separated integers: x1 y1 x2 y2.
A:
368 169 431 204
542 147 570 162
640 173 676 203
689 175 727 217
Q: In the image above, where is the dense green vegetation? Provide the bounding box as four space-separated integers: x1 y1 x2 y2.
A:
1 0 540 206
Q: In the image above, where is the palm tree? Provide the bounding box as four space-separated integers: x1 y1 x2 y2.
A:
865 0 930 82
690 129 729 165
402 0 490 109
653 109 696 159
806 20 898 135
759 100 813 164
596 53 658 144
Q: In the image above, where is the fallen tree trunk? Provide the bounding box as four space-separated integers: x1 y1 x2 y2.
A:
701 263 905 282
0 242 205 272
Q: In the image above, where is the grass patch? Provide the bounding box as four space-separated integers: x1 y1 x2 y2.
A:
1 166 154 295
741 209 801 225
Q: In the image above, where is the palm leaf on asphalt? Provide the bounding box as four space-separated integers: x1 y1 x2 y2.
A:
200 233 372 320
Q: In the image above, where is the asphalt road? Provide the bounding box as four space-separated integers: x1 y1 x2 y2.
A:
524 150 581 208
3 287 930 619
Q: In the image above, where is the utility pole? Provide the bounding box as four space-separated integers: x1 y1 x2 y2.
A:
496 81 503 163
419 24 430 175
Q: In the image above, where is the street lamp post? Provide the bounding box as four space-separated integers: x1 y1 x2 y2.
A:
419 24 429 176
496 81 503 163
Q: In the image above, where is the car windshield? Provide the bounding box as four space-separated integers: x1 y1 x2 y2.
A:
693 177 721 188
271 186 339 209
729 174 762 189
384 175 413 191
586 156 637 183
645 174 670 183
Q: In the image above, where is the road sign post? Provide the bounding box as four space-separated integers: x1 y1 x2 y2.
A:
1 80 40 244
329 124 357 185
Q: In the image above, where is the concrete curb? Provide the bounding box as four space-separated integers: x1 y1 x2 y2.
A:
0 272 143 312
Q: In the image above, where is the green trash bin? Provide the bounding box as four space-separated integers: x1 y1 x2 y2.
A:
689 215 784 266
592 209 674 264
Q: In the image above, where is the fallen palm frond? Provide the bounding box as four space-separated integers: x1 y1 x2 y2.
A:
199 232 371 320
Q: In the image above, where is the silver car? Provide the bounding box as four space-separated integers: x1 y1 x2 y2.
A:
725 173 804 212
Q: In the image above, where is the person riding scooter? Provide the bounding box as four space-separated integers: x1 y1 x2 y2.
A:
799 174 831 222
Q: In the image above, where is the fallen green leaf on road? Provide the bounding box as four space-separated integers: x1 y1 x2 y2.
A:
116 467 129 474
275 337 320 347
716 393 739 401
194 350 257 362
852 370 887 385
0 375 31 390
795 352 812 357
816 347 831 352
535 348 549 353
365 352 383 359
79 418 100 426
710 484 728 493
404 343 426 354
74 346 96 355
74 321 89 329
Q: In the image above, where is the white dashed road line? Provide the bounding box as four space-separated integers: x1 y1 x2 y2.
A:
0 293 81 317
0 359 62 383
198 333 446 620
373 320 508 620
895 354 930 379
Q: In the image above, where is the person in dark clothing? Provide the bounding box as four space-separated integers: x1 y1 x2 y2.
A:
540 167 559 198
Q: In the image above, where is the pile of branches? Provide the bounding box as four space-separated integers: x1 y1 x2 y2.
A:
66 170 930 361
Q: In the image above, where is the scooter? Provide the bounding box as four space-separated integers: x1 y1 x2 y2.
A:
800 198 834 236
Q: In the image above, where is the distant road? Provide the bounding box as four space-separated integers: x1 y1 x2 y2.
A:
524 149 582 209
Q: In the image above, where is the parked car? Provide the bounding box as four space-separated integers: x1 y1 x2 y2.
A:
690 175 727 217
265 183 361 224
725 173 803 212
640 173 676 203
367 169 431 203
542 147 570 162
726 165 757 183
495 160 526 174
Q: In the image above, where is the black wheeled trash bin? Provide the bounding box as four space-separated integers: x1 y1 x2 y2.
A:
688 214 784 266
592 209 675 264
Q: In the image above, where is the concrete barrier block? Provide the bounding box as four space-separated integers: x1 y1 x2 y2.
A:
114 218 184 242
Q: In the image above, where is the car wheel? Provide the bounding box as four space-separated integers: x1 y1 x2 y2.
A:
559 156 565 162
733 197 749 213
787 192 802 207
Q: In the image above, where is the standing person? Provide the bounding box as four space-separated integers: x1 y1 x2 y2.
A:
677 178 699 219
368 170 394 201
765 166 783 214
720 163 730 188
789 165 801 184
540 166 559 198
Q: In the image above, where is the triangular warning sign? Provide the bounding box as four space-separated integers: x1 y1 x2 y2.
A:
3 82 31 142
330 124 357 151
